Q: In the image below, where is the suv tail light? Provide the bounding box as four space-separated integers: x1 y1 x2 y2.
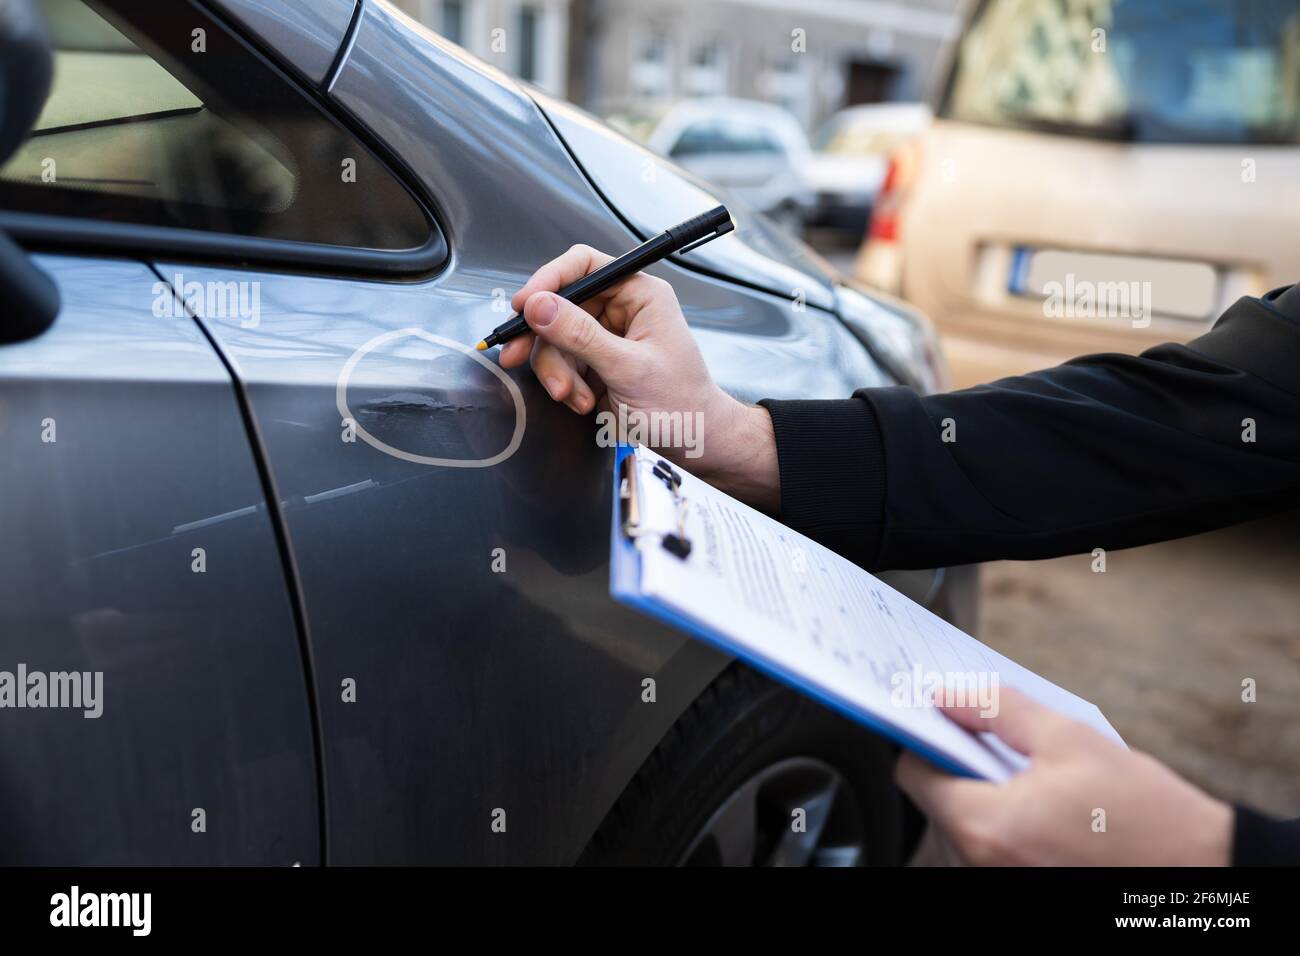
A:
867 139 922 242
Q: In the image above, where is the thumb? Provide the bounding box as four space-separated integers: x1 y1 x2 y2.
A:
938 687 1060 757
524 291 630 372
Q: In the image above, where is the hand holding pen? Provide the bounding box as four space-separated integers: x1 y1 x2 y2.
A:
494 205 781 514
478 205 733 351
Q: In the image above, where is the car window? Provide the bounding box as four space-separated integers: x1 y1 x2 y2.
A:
942 0 1300 145
669 119 783 157
0 0 431 251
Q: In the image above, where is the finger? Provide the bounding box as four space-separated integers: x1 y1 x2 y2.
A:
495 297 600 368
586 272 674 337
895 752 1004 828
530 339 574 402
511 244 615 311
497 331 536 369
568 357 597 414
524 291 631 373
531 340 596 413
938 686 1061 756
566 377 596 414
583 365 608 405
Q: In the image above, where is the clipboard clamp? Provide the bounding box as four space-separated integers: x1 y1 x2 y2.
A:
619 450 693 560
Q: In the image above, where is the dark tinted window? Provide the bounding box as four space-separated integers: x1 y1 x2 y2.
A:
943 0 1300 144
0 0 431 250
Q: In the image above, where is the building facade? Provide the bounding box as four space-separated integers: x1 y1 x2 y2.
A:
391 0 572 97
395 0 964 134
569 0 963 132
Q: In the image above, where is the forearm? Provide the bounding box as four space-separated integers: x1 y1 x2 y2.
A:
686 396 780 514
757 395 886 567
760 294 1300 571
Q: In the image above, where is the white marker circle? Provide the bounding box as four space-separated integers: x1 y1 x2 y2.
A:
336 328 526 468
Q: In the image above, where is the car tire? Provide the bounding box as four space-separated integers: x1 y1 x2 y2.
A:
580 663 907 866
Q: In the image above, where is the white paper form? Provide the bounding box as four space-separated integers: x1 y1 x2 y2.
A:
627 445 1122 781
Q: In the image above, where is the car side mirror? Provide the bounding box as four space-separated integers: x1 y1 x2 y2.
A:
0 0 58 344
0 229 59 344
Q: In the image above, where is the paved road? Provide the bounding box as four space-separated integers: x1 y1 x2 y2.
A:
978 513 1300 816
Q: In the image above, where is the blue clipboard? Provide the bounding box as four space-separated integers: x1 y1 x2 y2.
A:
608 443 983 780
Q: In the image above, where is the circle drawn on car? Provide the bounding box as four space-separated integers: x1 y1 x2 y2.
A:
336 328 526 468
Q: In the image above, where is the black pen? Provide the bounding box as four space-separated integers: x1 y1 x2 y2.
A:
475 205 734 351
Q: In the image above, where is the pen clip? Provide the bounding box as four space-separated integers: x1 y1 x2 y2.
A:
677 219 734 256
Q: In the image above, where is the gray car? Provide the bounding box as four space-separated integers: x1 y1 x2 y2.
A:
0 0 970 866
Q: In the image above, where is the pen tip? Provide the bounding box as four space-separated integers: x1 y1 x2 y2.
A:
475 340 488 351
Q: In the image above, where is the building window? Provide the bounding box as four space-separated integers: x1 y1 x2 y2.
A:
762 54 811 124
440 0 465 46
685 39 727 97
517 4 540 82
631 27 673 99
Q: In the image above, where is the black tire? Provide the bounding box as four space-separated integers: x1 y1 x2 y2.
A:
580 664 907 866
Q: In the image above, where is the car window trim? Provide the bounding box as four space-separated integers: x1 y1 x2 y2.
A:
0 209 446 277
0 0 448 278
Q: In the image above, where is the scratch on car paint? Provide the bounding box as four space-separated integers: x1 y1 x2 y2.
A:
359 392 482 415
336 328 525 468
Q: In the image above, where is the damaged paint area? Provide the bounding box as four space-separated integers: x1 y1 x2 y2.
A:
337 328 526 468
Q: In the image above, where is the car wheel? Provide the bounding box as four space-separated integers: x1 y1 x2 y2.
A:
580 664 906 866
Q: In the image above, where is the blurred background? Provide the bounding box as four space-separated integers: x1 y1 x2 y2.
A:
393 0 1300 815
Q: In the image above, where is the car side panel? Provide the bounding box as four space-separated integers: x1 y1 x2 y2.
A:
207 0 357 86
0 257 318 864
159 264 881 866
152 0 891 869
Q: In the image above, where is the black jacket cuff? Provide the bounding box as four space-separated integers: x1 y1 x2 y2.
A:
757 396 886 568
1232 805 1300 866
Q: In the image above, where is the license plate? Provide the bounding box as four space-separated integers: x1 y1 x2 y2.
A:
1008 248 1218 322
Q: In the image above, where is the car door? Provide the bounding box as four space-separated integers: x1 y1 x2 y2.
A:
1 0 950 867
0 253 320 864
0 0 364 864
160 1 905 866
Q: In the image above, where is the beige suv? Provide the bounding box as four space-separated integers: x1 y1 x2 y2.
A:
855 0 1300 388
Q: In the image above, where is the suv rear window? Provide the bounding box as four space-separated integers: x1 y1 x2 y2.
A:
942 0 1300 144
0 0 431 251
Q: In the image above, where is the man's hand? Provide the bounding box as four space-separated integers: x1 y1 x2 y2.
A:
498 244 779 510
896 688 1232 866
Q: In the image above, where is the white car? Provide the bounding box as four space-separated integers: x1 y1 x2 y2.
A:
805 103 931 235
647 98 812 233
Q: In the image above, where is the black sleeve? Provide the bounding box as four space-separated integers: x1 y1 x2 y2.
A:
1233 805 1300 866
761 291 1300 571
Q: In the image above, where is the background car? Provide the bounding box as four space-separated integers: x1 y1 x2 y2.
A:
646 97 813 234
0 0 966 866
855 0 1300 388
602 105 668 145
804 102 931 237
